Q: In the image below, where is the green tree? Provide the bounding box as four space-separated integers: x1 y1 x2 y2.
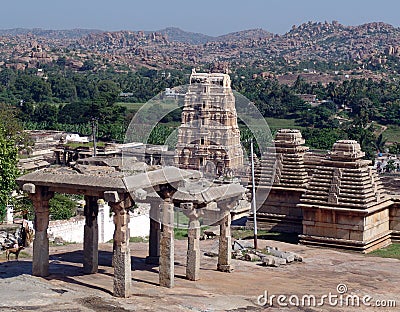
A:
49 194 76 220
385 160 396 173
96 80 120 106
0 104 22 220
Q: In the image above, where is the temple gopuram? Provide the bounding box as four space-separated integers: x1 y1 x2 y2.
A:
175 70 243 175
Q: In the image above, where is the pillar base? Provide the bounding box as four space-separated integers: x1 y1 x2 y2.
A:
186 220 201 281
83 223 99 274
32 231 49 277
217 264 233 273
159 227 174 288
113 247 131 298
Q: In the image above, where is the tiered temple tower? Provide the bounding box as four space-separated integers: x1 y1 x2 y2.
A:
298 140 393 253
248 129 309 233
175 71 243 175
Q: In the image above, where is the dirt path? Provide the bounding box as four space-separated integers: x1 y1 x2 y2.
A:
0 239 398 311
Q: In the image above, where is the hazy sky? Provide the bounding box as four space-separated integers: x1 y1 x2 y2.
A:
2 0 400 35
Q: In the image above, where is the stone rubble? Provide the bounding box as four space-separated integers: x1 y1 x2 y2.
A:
231 239 303 267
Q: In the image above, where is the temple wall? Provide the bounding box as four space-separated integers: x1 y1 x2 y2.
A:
364 209 390 242
252 188 304 233
390 199 400 242
301 206 391 252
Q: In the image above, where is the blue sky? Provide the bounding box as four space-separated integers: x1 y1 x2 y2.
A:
2 0 400 35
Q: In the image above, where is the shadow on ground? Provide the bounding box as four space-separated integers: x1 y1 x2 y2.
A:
0 249 161 294
241 233 299 244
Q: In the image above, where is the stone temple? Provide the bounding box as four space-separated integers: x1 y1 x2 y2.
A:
249 132 399 253
248 129 309 233
298 140 393 253
175 70 243 175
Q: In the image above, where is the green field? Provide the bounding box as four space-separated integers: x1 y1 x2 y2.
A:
265 117 304 132
116 102 144 112
64 141 105 149
383 125 400 143
369 243 400 260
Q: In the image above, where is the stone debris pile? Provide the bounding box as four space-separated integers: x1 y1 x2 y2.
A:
0 224 33 250
232 240 303 267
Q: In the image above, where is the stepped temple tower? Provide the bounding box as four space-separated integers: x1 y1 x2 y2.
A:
298 140 393 253
248 129 309 233
175 70 243 175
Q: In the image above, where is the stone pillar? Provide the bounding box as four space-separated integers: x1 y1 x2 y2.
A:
146 200 161 264
62 151 66 165
24 184 53 277
218 210 233 272
98 199 105 244
54 151 60 165
98 200 111 244
6 204 14 225
183 203 201 281
104 191 133 298
159 197 174 288
83 195 99 274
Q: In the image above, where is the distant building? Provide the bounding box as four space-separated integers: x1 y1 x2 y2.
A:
175 70 243 175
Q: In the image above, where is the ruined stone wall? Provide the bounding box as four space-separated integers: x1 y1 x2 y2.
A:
47 207 150 243
48 217 86 243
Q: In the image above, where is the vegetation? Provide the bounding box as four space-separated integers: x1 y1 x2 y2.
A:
174 228 189 240
0 63 399 157
369 244 400 260
64 141 106 149
0 104 28 221
49 193 77 220
129 236 149 243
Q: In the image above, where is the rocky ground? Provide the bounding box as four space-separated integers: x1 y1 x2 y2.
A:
0 238 398 312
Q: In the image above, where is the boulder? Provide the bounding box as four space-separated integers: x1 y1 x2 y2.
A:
261 255 287 267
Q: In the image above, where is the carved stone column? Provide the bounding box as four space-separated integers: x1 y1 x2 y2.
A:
217 211 232 272
182 203 202 281
146 199 161 264
217 200 236 273
83 195 99 274
105 191 133 298
23 184 54 277
159 197 175 287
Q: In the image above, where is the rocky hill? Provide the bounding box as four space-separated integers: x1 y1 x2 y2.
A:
2 21 400 73
156 27 213 44
215 28 274 42
0 28 103 39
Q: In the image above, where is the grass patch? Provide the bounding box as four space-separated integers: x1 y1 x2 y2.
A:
0 250 30 261
383 125 400 143
129 236 149 243
265 117 305 132
116 102 145 112
369 243 400 260
64 141 106 149
173 226 210 240
174 228 188 240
